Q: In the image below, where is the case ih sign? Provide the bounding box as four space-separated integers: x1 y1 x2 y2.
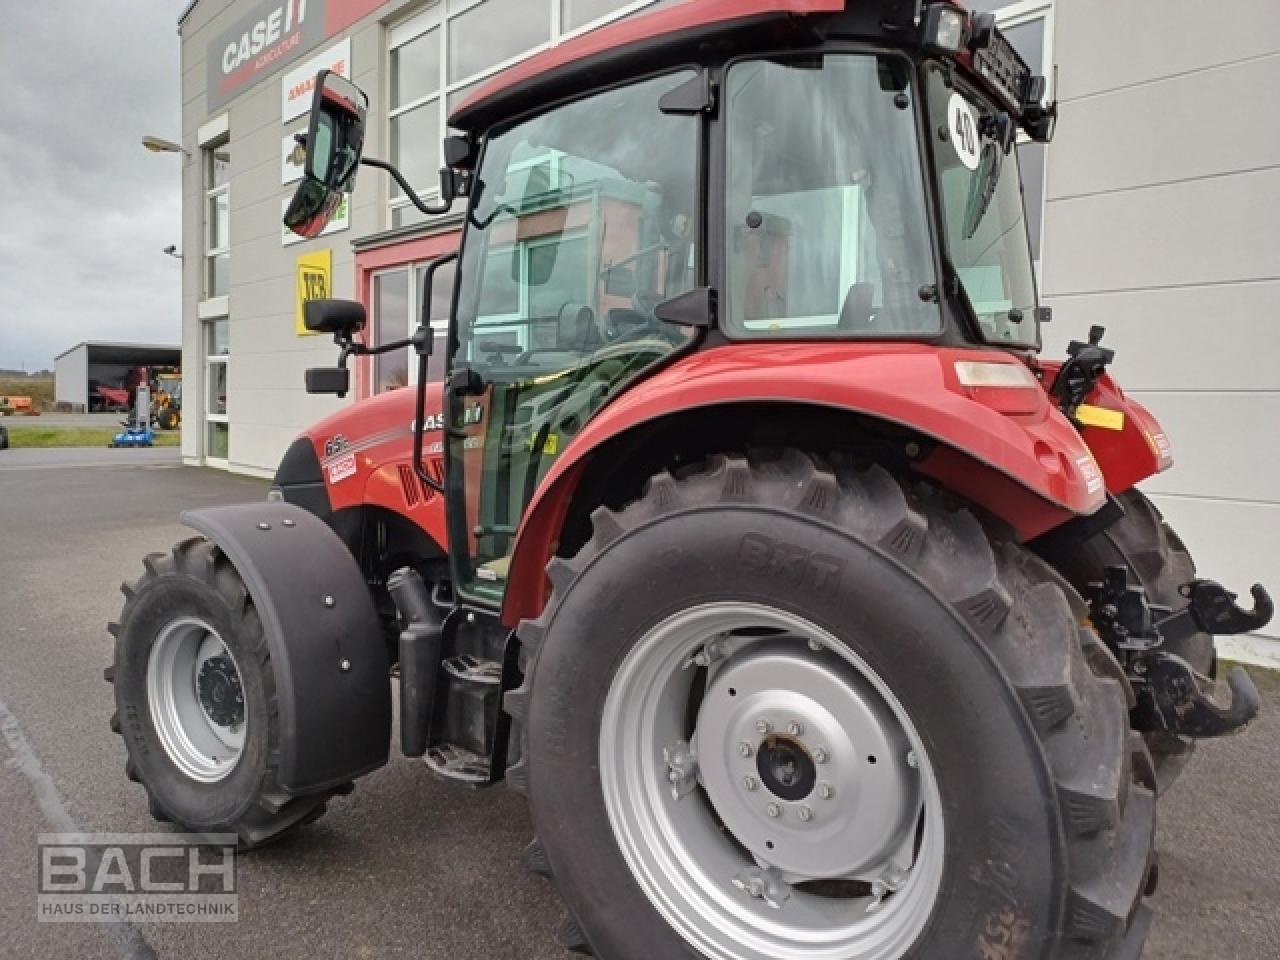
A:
206 0 384 111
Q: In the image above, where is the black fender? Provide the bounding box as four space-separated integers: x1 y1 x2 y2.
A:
181 501 391 794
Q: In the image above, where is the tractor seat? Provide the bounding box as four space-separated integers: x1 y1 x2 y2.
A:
478 555 512 581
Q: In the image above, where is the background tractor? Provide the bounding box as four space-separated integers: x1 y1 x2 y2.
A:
107 3 1271 957
153 372 182 430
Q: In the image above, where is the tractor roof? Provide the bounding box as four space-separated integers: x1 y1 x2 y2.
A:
449 0 915 133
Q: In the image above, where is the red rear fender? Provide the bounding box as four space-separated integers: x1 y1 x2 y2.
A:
1038 362 1174 496
501 343 1107 625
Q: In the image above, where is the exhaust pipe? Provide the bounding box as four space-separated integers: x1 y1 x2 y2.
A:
387 567 444 758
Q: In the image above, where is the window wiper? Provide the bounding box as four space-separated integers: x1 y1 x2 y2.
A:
962 111 1015 239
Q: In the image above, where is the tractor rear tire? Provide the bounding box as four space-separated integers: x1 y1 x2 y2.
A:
107 538 333 848
157 408 179 431
1036 488 1214 792
507 451 1157 960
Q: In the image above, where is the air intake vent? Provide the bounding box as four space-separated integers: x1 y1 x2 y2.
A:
399 460 445 508
398 464 420 508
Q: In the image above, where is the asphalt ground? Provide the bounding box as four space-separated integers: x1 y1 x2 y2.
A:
0 447 1276 959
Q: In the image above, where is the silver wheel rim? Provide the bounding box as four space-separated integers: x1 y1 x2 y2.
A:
146 617 246 783
600 603 944 960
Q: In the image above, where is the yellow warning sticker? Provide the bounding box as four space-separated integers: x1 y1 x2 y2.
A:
1076 404 1126 431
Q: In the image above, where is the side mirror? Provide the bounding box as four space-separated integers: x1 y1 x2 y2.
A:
284 70 368 239
305 367 351 397
304 298 366 337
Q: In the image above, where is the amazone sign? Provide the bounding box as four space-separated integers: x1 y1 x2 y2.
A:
205 0 384 112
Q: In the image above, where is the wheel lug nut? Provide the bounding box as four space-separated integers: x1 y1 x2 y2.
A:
797 806 813 822
813 748 829 764
766 803 781 818
756 719 772 736
743 776 759 792
818 782 834 800
807 638 822 652
738 741 753 758
788 721 804 737
906 750 920 769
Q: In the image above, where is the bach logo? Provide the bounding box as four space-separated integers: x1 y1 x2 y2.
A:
37 834 238 924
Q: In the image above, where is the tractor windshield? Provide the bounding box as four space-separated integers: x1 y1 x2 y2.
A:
925 64 1040 348
448 71 699 602
722 54 940 338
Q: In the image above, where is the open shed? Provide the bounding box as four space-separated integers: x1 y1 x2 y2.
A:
54 342 182 412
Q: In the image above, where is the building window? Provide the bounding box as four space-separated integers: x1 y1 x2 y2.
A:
204 143 231 299
371 258 457 393
205 319 230 462
386 0 666 228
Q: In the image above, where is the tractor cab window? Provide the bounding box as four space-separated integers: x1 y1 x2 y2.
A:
723 54 940 339
449 71 699 602
925 64 1040 348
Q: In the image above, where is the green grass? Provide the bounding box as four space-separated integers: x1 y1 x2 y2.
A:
0 377 54 407
4 426 181 449
1221 660 1280 695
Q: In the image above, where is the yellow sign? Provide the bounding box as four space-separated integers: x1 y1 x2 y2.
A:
295 249 333 336
1076 404 1126 432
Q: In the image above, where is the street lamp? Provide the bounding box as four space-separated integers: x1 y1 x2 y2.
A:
141 135 189 156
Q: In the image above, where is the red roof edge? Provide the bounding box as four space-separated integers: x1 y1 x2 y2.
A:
450 0 847 127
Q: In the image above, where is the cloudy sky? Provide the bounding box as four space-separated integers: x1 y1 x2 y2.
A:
0 1 182 371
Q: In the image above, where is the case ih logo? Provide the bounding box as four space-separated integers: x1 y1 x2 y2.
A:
206 0 385 111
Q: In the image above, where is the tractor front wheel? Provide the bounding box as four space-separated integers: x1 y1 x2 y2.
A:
508 452 1157 959
107 539 333 847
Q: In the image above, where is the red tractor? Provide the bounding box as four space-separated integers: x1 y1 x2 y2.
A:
108 3 1272 957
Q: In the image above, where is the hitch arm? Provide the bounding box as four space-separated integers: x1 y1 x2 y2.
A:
1156 579 1274 646
1130 654 1260 739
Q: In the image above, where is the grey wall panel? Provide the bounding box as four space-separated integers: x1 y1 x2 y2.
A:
54 347 88 409
1130 393 1280 504
1055 0 1280 103
1042 167 1280 297
1049 55 1280 201
1041 280 1280 392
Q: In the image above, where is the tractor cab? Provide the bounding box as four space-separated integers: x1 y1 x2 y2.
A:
290 0 1056 607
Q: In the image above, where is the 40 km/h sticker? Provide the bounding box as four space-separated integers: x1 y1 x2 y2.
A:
948 92 982 171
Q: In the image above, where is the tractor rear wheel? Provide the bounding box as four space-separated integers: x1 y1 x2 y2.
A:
507 451 1157 959
1036 488 1214 792
107 538 333 848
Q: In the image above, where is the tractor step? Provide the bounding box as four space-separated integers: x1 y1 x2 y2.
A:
424 743 491 785
443 654 503 685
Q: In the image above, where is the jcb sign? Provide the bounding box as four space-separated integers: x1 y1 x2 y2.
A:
295 249 332 335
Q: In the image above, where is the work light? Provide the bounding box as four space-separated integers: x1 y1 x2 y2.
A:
922 3 969 54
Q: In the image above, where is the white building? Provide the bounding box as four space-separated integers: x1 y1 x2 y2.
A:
176 0 1278 659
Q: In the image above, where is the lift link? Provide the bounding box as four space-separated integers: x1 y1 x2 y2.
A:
1086 566 1273 739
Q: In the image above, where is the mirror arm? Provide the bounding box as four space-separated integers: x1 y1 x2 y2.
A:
411 251 460 496
361 156 454 216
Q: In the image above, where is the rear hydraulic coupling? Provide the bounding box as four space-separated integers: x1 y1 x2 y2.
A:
388 567 445 758
1086 567 1272 739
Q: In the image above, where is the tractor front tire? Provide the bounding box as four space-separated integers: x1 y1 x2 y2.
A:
107 538 332 848
157 407 179 431
508 452 1157 960
1037 489 1214 792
